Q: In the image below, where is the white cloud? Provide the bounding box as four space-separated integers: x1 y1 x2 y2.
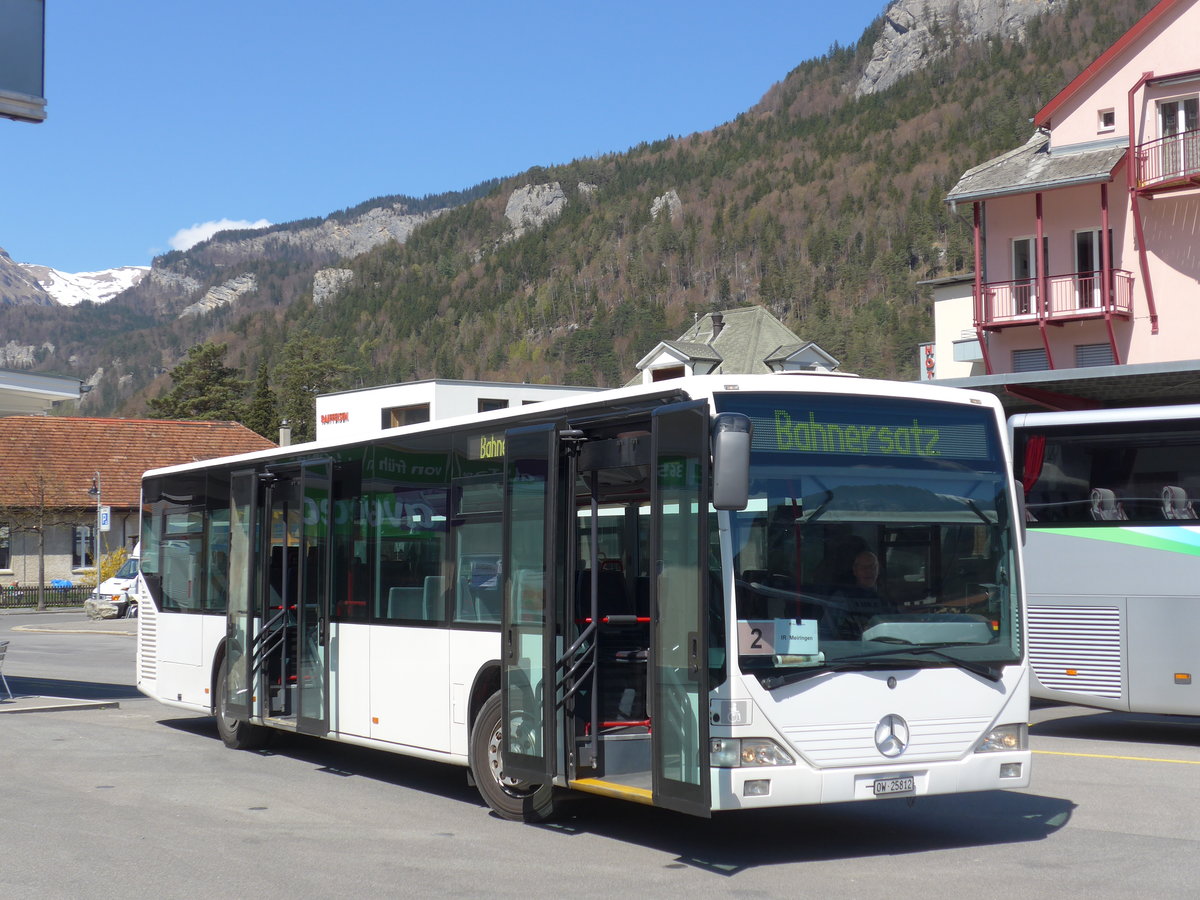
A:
169 218 272 252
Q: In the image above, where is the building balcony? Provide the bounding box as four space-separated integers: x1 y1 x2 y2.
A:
978 270 1134 328
1135 130 1200 191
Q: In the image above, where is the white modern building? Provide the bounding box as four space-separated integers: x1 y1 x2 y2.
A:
315 379 601 441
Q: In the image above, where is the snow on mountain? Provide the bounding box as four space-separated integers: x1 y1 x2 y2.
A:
18 263 149 306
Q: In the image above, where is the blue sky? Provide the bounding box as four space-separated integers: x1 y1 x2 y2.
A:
1 1 888 274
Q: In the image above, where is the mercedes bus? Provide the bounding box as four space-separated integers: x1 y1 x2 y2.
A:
136 372 1029 820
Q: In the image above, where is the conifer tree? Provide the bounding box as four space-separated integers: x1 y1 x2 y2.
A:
277 334 354 443
243 361 278 439
147 342 246 422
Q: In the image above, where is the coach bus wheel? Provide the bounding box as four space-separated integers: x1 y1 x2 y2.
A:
469 692 557 822
215 657 271 751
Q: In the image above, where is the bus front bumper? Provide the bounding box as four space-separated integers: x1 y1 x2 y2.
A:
711 750 1032 810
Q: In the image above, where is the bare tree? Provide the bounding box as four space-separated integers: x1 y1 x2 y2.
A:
0 467 91 612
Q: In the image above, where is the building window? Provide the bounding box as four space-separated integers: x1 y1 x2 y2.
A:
1075 343 1115 368
1158 96 1200 178
1098 109 1115 132
0 524 10 570
72 525 94 569
1012 348 1049 373
477 398 508 413
651 365 686 382
381 404 430 429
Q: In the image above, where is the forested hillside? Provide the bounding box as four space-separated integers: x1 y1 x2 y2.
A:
1 0 1158 426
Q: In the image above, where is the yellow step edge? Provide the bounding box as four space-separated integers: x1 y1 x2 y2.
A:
569 777 654 805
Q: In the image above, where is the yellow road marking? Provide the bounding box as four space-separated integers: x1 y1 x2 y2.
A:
1034 749 1200 765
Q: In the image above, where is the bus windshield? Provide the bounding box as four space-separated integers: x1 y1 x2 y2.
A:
717 392 1021 686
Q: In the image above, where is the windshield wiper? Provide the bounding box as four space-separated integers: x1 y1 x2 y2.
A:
761 642 1003 689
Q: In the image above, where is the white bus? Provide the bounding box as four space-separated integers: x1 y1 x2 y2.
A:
1011 403 1200 715
136 373 1029 821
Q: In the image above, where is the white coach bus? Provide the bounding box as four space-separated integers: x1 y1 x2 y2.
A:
1011 403 1200 714
136 373 1030 821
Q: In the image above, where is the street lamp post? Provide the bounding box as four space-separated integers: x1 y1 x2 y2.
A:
87 472 100 582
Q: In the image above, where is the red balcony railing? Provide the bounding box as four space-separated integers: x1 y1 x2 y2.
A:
1136 129 1200 189
979 270 1133 326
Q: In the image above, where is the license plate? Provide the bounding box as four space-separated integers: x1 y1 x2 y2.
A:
873 776 915 796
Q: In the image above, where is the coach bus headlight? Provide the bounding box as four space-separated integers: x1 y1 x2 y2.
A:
710 737 794 767
974 723 1028 753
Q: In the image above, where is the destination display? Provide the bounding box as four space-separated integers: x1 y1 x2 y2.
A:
723 395 998 464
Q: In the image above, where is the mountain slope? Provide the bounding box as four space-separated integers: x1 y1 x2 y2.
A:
19 263 149 306
0 0 1159 416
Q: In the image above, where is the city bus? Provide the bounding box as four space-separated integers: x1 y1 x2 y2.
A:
1011 403 1200 715
136 373 1029 821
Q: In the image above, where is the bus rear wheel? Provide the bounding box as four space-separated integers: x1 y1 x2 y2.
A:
215 656 271 751
469 692 557 822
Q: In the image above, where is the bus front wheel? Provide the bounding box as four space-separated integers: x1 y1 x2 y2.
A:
469 692 557 822
215 656 271 751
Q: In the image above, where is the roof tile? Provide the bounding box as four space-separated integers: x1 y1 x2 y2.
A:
0 417 275 510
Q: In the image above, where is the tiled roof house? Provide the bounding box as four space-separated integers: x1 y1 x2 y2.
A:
940 0 1200 397
0 417 274 585
630 306 839 385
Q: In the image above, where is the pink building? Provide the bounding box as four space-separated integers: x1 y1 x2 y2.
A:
943 0 1200 402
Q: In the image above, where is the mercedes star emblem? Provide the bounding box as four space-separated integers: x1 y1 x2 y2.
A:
875 714 910 757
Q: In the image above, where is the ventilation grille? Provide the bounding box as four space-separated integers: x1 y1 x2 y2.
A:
1029 605 1122 699
137 598 158 682
783 715 993 768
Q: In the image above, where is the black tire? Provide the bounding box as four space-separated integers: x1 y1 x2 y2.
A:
469 692 557 822
214 655 271 751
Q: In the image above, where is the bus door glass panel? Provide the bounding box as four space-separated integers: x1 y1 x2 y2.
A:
650 401 711 817
295 460 332 736
501 424 559 783
225 469 257 722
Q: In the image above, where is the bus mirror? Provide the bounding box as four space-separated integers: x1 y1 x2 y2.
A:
712 413 752 510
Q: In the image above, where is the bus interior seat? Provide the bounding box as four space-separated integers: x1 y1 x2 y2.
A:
576 569 634 620
474 585 501 623
423 575 445 620
1089 488 1127 521
387 586 426 620
1162 485 1196 519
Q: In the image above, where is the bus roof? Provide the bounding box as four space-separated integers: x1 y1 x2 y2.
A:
1009 403 1200 431
142 372 1006 480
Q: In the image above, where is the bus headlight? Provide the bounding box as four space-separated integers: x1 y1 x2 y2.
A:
710 737 794 767
974 723 1028 753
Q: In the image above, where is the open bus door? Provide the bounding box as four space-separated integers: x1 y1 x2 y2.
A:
649 401 711 816
223 468 258 728
500 424 561 784
498 407 711 816
225 460 332 738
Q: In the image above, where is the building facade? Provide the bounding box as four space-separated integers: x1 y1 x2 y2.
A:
943 0 1200 388
0 417 274 586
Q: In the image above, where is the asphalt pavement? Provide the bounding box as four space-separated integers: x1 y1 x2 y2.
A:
0 607 135 713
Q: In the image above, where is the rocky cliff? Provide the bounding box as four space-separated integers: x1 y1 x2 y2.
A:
187 203 442 267
0 247 53 307
856 0 1063 97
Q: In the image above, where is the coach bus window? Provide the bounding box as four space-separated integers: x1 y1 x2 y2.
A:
369 442 449 624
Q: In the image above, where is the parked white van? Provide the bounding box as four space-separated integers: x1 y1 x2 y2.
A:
84 546 140 619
